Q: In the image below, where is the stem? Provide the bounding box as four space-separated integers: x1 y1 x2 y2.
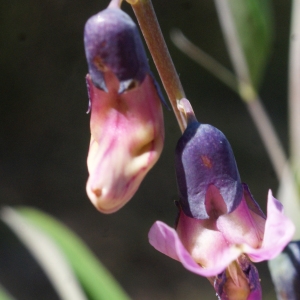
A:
108 0 122 8
289 0 300 169
127 0 186 132
214 0 250 85
214 0 288 181
171 29 238 92
247 98 287 180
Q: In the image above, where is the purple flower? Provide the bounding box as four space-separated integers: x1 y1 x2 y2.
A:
84 4 164 213
148 99 294 299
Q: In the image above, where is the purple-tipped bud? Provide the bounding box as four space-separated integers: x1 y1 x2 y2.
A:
175 121 243 219
83 4 164 213
84 7 149 93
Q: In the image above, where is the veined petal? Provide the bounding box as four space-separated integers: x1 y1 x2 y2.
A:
242 190 295 262
148 221 241 277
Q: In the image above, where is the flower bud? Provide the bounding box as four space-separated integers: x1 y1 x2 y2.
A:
84 5 164 213
175 121 243 219
84 7 149 93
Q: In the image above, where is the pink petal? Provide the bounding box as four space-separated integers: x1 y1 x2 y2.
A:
86 74 164 213
149 221 241 277
217 195 265 249
176 210 233 269
243 190 295 262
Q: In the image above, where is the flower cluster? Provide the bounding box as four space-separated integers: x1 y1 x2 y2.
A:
83 2 295 299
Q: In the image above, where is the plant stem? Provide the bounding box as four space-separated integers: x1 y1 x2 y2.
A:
127 0 186 132
171 29 238 92
214 0 287 181
289 0 300 169
246 98 287 180
108 0 122 8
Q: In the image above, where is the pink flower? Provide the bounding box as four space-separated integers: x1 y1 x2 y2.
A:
84 5 164 213
148 100 294 299
149 187 294 276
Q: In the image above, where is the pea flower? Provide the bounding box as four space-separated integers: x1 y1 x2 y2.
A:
84 1 164 213
148 99 294 299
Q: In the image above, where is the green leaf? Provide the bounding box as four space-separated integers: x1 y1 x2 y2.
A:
1 207 88 300
16 207 131 300
0 284 14 300
228 0 274 87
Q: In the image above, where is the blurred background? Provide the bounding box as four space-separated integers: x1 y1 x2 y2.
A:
0 0 291 299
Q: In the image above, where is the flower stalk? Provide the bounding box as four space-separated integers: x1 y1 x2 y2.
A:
126 0 187 132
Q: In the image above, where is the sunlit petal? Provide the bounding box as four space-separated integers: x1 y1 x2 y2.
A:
149 221 241 277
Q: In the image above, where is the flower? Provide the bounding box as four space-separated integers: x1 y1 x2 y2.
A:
148 99 294 299
84 3 164 213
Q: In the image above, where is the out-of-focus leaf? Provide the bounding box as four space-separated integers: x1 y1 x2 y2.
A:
1 207 87 300
16 207 131 300
0 284 14 300
228 0 273 87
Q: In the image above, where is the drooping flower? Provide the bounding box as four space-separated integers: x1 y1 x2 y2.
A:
84 1 164 213
148 99 294 299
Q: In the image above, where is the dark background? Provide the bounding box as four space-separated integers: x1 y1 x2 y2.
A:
0 0 291 299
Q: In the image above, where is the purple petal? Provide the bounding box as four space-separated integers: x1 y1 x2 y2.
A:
243 190 295 262
148 221 241 277
175 122 243 220
214 255 262 300
84 7 149 91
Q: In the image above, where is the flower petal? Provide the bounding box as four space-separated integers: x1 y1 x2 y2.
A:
148 221 241 277
243 190 295 262
217 193 265 249
84 7 149 92
175 122 243 220
86 74 164 213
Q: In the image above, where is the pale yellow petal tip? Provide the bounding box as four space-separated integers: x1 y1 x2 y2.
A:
86 184 126 214
177 98 197 124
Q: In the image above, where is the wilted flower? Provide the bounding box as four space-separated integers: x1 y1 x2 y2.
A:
149 99 294 299
84 2 164 213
